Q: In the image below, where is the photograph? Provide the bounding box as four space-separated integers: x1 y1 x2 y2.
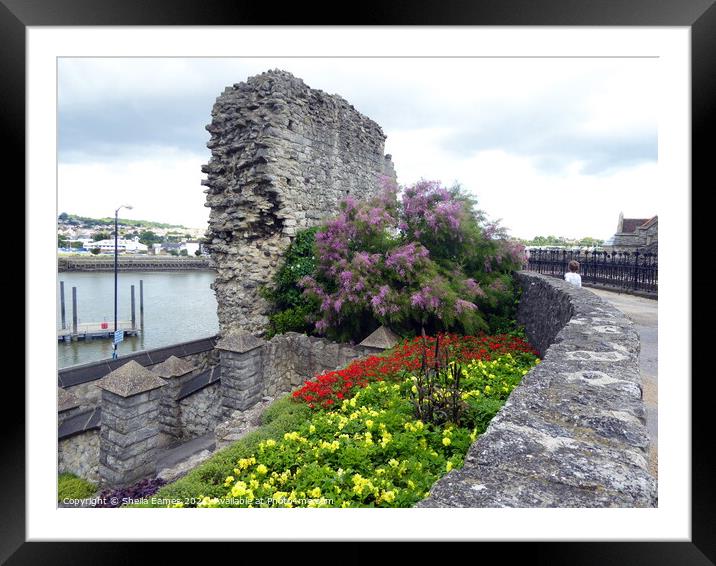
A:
54 55 661 511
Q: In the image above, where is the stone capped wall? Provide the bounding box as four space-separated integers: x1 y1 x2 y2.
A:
418 272 656 508
262 332 368 396
202 69 397 335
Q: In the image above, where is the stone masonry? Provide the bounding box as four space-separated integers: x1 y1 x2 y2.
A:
96 361 167 488
418 272 656 507
202 69 397 335
151 355 197 448
216 330 266 416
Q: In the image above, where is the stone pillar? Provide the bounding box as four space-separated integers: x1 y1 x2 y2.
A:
358 325 401 354
58 387 81 426
96 360 167 488
151 356 196 448
216 330 266 417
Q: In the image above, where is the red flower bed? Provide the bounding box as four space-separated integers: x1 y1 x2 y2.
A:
292 333 538 409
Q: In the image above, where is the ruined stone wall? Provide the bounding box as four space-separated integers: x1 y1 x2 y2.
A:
202 69 397 335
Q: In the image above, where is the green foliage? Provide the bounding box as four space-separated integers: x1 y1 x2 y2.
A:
93 231 111 241
261 227 320 338
524 235 604 248
90 248 101 255
482 276 521 334
58 473 97 501
59 213 187 230
139 230 162 246
179 249 188 256
463 397 505 435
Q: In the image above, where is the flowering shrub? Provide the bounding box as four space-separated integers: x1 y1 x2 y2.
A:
179 334 539 508
262 177 525 342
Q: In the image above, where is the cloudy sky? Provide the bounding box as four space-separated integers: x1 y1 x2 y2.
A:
58 57 658 240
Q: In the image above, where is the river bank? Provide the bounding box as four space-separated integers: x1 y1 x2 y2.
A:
58 255 216 272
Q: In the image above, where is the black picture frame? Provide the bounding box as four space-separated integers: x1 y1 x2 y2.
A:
6 1 712 563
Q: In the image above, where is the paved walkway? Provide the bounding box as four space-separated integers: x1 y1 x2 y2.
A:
156 432 216 482
587 287 658 478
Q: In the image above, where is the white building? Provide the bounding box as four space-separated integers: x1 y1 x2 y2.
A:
184 241 200 256
88 236 148 254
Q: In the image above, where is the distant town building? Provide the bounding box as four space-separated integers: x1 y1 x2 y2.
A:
89 236 148 254
184 241 201 256
160 242 184 254
603 213 658 254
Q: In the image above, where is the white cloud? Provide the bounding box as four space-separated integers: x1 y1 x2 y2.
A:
58 148 210 229
58 57 659 240
387 129 658 240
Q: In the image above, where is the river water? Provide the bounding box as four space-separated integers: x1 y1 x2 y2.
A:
57 271 219 369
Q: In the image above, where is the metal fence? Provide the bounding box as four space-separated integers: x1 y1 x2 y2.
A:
525 248 658 295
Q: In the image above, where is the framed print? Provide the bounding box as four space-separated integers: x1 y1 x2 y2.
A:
6 0 713 562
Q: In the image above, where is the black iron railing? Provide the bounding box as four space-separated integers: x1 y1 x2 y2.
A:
525 248 658 295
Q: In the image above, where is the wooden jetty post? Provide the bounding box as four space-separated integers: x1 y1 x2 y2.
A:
71 286 78 339
131 284 136 330
139 279 144 329
60 281 66 330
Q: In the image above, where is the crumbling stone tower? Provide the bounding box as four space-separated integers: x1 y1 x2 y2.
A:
202 69 396 336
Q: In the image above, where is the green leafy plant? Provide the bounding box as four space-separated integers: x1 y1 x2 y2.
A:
261 227 320 338
58 473 97 501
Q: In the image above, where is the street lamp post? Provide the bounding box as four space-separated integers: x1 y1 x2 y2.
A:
113 205 133 359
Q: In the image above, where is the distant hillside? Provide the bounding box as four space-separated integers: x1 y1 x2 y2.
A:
58 212 189 230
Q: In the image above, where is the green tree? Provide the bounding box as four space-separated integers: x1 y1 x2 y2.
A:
58 212 69 222
139 230 162 246
90 248 101 255
179 249 188 256
577 237 604 247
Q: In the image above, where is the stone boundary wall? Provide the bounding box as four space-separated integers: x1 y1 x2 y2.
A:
58 331 374 484
261 332 369 397
59 336 219 407
59 430 100 483
418 271 656 507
